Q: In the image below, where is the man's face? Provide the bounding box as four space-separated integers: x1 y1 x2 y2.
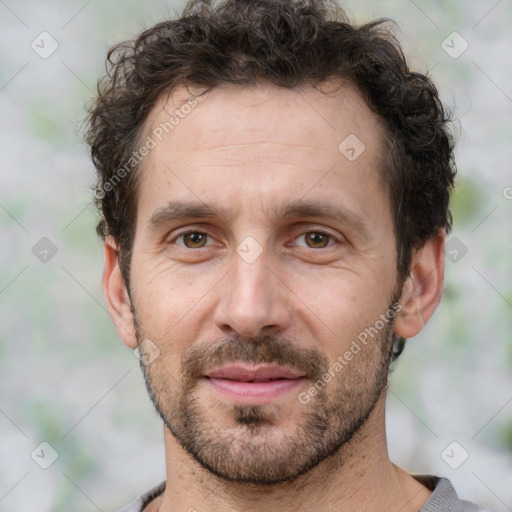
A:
128 82 401 484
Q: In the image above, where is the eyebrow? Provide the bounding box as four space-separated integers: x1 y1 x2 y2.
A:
147 201 228 232
147 199 370 237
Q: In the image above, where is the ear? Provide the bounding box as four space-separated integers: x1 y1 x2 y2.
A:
394 230 445 339
102 236 138 349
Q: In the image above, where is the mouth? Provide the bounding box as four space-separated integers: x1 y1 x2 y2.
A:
203 364 307 405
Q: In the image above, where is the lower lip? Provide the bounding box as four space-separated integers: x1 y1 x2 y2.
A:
205 377 306 405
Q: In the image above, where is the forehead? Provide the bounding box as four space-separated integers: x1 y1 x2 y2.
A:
136 81 389 227
143 81 384 160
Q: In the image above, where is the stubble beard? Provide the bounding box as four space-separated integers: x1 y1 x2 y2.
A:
135 297 398 486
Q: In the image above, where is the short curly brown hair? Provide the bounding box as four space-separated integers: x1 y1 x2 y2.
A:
86 0 455 291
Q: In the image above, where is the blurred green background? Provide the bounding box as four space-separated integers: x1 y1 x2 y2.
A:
0 0 511 510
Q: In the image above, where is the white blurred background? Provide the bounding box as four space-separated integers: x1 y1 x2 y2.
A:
0 0 511 510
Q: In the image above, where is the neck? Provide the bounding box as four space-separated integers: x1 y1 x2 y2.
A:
150 392 432 512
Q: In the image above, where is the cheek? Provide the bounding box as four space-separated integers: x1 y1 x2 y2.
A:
131 258 221 343
291 269 394 351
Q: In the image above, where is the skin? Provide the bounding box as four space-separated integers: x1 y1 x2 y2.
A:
103 81 445 512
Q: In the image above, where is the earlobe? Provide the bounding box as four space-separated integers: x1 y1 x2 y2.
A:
394 230 446 339
102 237 138 349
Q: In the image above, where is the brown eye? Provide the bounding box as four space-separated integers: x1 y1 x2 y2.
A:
177 231 209 248
298 231 336 249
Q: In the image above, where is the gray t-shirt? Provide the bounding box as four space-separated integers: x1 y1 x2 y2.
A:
117 474 496 511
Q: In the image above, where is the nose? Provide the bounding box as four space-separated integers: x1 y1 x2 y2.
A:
213 248 292 339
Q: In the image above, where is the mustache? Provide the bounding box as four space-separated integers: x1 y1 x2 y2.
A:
182 335 329 381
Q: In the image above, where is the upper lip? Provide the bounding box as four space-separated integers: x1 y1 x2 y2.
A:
205 364 305 381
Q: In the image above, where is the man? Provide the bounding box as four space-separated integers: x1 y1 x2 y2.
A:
86 0 494 510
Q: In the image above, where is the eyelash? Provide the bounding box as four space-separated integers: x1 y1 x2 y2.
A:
172 229 340 249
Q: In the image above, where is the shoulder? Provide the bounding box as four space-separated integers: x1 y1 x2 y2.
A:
413 474 497 512
116 481 166 512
